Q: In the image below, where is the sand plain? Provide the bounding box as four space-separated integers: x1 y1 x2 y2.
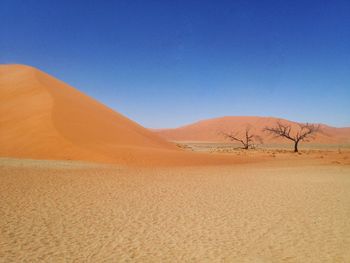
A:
1 152 349 262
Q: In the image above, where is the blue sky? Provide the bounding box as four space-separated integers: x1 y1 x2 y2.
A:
1 0 349 128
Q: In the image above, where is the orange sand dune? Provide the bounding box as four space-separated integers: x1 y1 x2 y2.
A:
0 64 242 166
155 116 350 144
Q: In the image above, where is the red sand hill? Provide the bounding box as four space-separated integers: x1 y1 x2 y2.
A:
155 116 350 144
0 64 240 165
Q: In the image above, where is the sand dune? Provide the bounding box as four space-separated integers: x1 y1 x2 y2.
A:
1 156 349 262
2 65 347 165
155 116 350 144
0 64 245 166
0 64 177 164
2 65 350 262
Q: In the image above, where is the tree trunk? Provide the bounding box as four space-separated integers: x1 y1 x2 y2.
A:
294 141 299 152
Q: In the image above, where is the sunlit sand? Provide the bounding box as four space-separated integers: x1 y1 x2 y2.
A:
1 153 349 262
1 65 350 262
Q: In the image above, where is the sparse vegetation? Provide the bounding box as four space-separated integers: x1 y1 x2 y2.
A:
264 122 320 152
221 127 263 150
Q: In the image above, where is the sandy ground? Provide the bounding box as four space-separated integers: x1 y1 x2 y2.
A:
1 154 350 263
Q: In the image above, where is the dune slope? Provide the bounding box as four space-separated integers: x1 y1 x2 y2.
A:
0 64 185 165
155 116 350 143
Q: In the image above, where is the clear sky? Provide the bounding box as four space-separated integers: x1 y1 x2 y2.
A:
1 0 349 128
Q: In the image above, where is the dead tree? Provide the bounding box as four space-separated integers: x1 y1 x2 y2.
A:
221 128 263 150
264 122 320 152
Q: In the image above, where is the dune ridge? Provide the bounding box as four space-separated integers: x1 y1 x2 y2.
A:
155 116 350 143
1 64 234 165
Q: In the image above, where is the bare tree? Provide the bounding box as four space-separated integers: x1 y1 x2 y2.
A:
221 128 263 150
264 122 320 152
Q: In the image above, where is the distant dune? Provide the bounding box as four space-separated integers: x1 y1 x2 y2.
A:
0 64 240 166
2 65 348 166
155 116 350 144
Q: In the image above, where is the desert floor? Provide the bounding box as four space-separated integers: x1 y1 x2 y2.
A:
1 151 350 262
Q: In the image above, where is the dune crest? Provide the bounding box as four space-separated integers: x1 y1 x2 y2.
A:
0 64 182 165
155 116 350 143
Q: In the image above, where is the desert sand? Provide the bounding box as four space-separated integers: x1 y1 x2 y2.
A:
0 64 175 165
1 153 350 262
0 64 259 167
2 64 349 165
1 64 350 262
155 116 350 144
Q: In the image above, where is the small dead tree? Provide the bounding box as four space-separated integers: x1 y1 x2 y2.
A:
221 128 263 150
264 122 320 152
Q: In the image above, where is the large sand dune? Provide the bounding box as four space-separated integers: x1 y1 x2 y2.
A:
155 116 350 144
0 64 241 166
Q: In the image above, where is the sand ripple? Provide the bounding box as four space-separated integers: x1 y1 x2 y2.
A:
1 159 350 262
